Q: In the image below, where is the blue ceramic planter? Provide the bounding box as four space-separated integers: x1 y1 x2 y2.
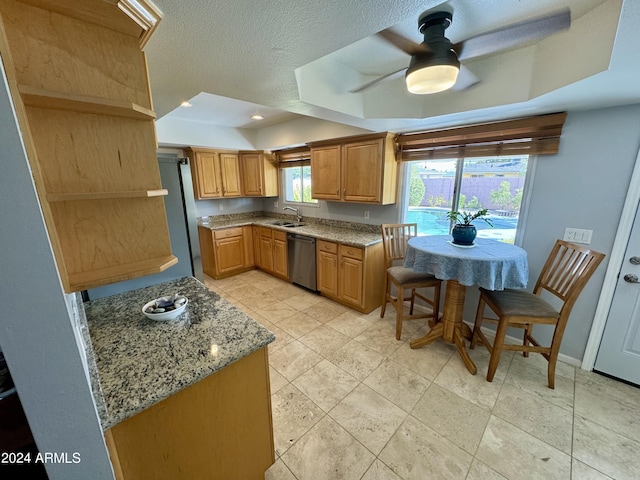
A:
451 225 477 245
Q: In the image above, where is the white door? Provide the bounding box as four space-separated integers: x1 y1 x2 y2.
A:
595 203 640 385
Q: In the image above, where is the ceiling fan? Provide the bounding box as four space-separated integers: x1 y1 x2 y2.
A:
350 7 571 95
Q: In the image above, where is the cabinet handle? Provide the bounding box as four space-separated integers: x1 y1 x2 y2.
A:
343 188 346 196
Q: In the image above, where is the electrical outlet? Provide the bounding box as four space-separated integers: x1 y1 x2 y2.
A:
364 211 370 219
218 203 224 211
563 228 593 244
274 201 278 208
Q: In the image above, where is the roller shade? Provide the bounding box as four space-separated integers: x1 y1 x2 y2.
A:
273 146 311 168
397 112 567 161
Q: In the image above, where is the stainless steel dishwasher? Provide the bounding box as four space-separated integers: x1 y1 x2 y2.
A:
287 233 317 291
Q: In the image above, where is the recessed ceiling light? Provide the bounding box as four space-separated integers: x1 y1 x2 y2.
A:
180 101 193 108
251 114 264 120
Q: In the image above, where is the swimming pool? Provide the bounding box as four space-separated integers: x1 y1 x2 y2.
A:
406 208 520 242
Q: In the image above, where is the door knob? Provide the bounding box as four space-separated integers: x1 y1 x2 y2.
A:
630 256 640 265
624 274 640 283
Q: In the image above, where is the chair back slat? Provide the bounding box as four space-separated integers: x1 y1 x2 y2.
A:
535 240 605 306
381 224 418 267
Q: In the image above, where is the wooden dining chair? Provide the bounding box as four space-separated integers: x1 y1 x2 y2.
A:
380 224 442 340
471 239 605 389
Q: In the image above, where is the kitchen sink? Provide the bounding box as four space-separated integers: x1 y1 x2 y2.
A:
284 222 305 228
269 220 291 226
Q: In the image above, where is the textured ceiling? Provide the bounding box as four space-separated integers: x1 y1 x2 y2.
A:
145 0 639 136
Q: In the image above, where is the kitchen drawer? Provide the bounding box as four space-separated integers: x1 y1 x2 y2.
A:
318 240 338 254
272 230 286 242
214 227 244 239
339 245 363 260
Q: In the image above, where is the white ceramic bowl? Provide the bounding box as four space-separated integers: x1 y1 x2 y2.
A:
142 296 188 321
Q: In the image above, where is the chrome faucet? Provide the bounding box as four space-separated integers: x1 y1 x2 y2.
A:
283 206 302 223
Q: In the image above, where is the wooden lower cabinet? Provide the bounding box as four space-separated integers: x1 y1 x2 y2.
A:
199 226 254 279
316 240 384 313
255 227 288 280
105 347 274 480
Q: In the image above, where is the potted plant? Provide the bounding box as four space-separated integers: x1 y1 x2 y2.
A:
446 209 493 245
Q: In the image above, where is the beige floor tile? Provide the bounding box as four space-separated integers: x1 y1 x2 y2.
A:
510 351 576 382
434 346 512 411
493 383 573 454
504 360 575 412
571 459 614 480
574 373 640 443
299 325 350 357
269 366 288 395
466 459 509 480
302 298 350 323
379 415 473 480
388 338 455 381
271 383 325 456
264 458 297 480
355 320 406 357
292 359 359 412
269 340 323 381
282 292 325 311
327 311 375 338
327 339 385 381
266 282 307 301
266 325 296 353
363 359 431 412
226 285 280 310
281 416 375 480
329 384 407 455
252 301 300 324
361 459 402 480
476 416 571 480
276 312 322 339
411 383 491 455
573 414 640 480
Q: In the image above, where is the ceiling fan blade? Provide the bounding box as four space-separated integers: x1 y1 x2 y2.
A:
450 65 479 91
377 28 431 56
349 68 407 93
454 8 571 61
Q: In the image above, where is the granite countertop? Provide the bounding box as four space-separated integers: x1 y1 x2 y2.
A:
83 276 275 430
199 216 383 248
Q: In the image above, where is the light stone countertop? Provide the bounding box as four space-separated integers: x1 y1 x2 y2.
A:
199 216 383 248
83 276 275 430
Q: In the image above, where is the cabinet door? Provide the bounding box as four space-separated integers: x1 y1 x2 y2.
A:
272 231 288 279
240 153 264 196
198 226 217 277
214 235 245 274
252 226 262 268
342 140 383 203
243 226 254 267
310 145 341 200
258 230 274 273
219 153 242 197
317 250 338 297
195 152 222 198
340 256 364 307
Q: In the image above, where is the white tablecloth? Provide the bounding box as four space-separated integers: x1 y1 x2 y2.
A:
403 235 528 291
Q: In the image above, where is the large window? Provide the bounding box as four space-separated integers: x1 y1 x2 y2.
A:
283 164 317 204
403 156 530 243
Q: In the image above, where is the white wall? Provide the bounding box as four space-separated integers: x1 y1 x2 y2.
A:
156 117 257 149
0 66 113 479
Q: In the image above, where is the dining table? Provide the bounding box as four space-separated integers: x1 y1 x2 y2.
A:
403 235 528 374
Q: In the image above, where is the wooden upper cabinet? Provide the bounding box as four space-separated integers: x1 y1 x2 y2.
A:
186 148 241 199
219 153 242 197
0 0 177 292
310 145 341 200
240 152 278 197
309 133 397 205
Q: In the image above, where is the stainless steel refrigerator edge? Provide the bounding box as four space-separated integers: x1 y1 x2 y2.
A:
86 154 203 299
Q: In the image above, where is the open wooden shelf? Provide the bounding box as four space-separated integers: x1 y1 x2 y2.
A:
19 85 156 120
46 189 168 202
67 255 179 292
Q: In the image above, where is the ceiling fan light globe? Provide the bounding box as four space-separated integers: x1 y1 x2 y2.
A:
406 64 459 94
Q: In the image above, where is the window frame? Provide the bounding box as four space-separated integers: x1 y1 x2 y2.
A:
280 163 319 207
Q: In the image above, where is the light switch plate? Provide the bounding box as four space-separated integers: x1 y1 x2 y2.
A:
563 228 593 244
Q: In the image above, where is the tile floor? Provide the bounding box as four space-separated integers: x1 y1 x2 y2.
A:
204 270 640 480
